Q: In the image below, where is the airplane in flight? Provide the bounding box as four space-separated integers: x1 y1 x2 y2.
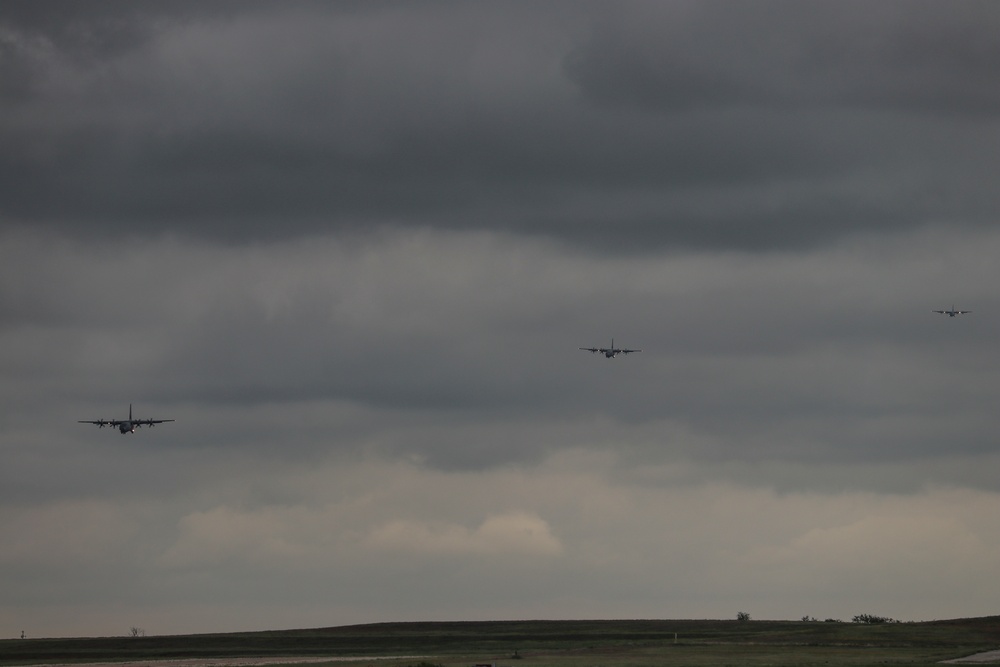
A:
933 305 971 317
579 338 642 358
78 404 174 434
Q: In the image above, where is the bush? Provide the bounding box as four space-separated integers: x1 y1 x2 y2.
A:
852 613 897 624
736 611 751 622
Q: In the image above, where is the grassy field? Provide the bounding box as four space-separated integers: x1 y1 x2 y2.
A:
2 617 1000 667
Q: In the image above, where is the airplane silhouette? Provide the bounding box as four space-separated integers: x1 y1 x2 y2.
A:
579 338 642 358
79 404 174 434
933 305 971 317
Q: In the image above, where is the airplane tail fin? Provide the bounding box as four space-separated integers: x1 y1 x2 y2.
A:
129 403 133 420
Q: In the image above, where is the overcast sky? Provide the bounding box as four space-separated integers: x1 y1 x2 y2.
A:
4 0 1000 638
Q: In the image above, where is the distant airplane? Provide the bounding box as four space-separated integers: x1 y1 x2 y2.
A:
933 305 971 317
579 338 642 358
78 404 174 434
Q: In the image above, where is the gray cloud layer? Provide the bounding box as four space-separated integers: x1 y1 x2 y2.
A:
4 1 1000 248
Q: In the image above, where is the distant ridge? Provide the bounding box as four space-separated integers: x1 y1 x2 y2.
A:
3 617 1000 665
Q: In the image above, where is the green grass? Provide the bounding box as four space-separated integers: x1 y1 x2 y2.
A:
2 617 999 667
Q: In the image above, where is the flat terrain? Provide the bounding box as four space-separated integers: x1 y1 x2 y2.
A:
3 617 1000 667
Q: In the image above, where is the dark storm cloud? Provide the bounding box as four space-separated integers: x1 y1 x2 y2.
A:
3 1 1000 250
566 2 1000 115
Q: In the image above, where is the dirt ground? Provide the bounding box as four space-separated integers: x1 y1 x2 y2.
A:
31 657 424 667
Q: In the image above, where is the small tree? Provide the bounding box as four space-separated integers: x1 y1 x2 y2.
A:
129 627 146 637
736 611 751 622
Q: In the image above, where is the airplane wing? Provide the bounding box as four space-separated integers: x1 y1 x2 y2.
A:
620 348 642 354
579 347 600 353
78 419 121 427
932 310 945 314
138 419 175 426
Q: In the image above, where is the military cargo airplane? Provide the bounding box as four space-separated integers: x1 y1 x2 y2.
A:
579 338 641 358
933 305 971 317
79 404 174 434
